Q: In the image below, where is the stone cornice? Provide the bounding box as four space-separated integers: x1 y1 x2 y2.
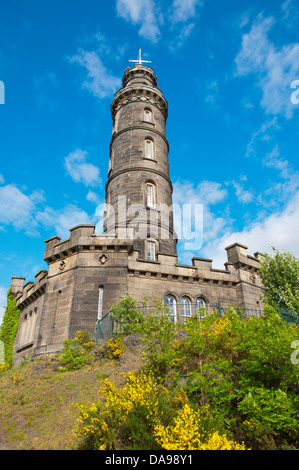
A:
105 166 173 192
110 125 169 150
111 86 168 119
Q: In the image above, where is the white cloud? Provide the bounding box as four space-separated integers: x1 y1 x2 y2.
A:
86 190 102 205
0 184 44 235
170 0 203 24
0 174 4 184
36 204 93 239
203 190 299 268
235 13 299 117
246 117 280 158
231 181 254 204
69 50 121 99
173 180 227 206
116 0 161 43
64 149 101 187
173 180 230 263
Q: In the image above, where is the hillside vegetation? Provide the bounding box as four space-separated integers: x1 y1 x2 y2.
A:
0 297 298 450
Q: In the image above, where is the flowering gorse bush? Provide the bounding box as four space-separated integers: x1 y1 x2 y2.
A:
74 370 247 450
105 336 126 359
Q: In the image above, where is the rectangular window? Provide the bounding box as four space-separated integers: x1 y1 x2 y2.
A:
145 140 153 159
144 110 151 122
147 241 155 260
98 287 104 320
146 184 153 207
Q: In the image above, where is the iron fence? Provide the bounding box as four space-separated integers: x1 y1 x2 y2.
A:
95 301 298 343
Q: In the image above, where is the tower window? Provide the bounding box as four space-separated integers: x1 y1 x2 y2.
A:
145 139 154 159
146 183 155 207
144 109 152 122
147 240 156 261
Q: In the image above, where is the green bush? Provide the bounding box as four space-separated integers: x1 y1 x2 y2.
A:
58 330 95 372
109 295 145 335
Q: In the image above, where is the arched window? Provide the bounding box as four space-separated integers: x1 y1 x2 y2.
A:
181 296 191 322
146 240 156 261
144 109 152 122
146 182 156 207
145 139 154 159
165 295 177 323
196 297 206 319
98 286 104 320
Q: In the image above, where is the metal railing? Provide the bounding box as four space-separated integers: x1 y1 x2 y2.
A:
95 302 298 343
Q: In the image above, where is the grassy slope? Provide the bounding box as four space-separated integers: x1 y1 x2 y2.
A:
0 336 144 450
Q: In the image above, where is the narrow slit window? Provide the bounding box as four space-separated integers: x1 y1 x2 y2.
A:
98 286 104 320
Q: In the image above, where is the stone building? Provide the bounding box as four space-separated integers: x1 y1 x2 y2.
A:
10 61 263 364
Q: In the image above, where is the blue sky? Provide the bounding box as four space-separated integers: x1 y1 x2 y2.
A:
0 0 299 321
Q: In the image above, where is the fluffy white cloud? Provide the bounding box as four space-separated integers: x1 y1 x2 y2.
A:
116 0 203 47
0 184 44 235
235 13 299 117
64 149 101 187
69 50 121 99
231 181 254 204
170 0 203 24
116 0 161 42
173 180 230 263
203 190 299 268
35 204 94 239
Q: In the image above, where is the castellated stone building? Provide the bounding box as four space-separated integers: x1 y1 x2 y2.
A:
10 63 263 364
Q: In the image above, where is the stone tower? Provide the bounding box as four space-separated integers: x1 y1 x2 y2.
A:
105 63 177 259
11 60 264 365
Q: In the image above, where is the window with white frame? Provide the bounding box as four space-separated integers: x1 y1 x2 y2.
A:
147 240 156 260
165 295 177 323
146 183 155 207
181 296 192 321
145 139 154 159
98 286 104 320
144 109 152 122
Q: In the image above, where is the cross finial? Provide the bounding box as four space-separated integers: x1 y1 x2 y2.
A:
129 48 151 65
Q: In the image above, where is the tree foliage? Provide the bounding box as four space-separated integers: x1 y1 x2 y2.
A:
259 247 299 313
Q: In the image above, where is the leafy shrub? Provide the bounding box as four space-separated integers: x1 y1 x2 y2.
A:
109 295 145 335
58 330 95 372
